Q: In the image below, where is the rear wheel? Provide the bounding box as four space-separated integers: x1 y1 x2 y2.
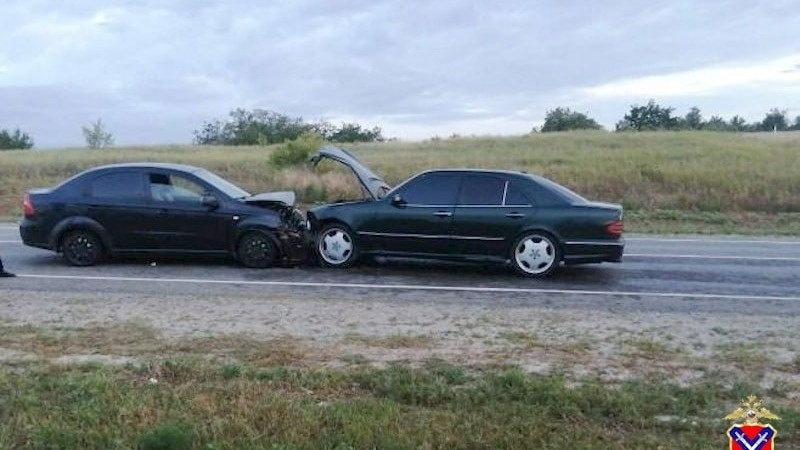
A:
316 223 358 268
237 231 278 268
510 232 561 278
61 230 104 266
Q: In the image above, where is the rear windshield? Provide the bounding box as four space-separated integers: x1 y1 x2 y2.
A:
527 174 587 203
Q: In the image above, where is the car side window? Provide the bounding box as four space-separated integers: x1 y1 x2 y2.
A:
90 172 145 200
504 182 532 206
149 173 206 205
398 172 461 205
459 175 505 206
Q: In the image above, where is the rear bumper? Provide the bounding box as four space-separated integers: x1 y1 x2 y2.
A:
19 219 52 250
562 239 624 265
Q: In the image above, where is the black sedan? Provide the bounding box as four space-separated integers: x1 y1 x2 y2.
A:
308 147 624 277
20 163 307 267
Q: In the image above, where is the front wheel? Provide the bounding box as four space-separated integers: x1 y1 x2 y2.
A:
61 230 104 266
316 224 358 268
237 231 278 268
510 232 561 278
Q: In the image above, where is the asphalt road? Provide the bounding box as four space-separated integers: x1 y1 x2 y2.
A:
1 224 799 314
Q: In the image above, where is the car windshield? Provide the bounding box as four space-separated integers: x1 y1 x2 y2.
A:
193 169 251 199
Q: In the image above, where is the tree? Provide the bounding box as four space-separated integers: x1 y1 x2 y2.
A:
701 115 729 131
616 100 679 131
760 108 788 132
683 107 703 130
82 118 114 149
729 115 747 132
0 127 34 150
194 109 312 145
791 116 800 131
328 122 385 142
540 107 602 132
194 109 386 145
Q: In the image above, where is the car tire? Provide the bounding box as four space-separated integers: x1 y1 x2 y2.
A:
61 229 104 267
316 223 358 268
510 231 561 278
237 231 278 269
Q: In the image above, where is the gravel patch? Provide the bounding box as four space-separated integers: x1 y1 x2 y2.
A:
1 288 798 386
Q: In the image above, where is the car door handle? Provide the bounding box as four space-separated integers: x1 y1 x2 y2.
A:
433 211 452 218
505 212 525 219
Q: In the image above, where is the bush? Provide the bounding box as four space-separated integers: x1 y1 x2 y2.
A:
0 127 34 150
269 132 323 168
540 107 602 132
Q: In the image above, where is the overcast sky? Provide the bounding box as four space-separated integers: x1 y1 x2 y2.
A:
1 0 799 148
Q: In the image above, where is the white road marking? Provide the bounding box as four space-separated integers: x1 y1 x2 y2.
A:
626 237 800 245
14 273 800 301
625 253 800 262
0 240 22 244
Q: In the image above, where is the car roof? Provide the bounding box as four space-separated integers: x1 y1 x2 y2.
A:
420 168 532 178
87 162 204 173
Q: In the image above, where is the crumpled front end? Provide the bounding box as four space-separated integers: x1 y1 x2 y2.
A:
275 206 312 265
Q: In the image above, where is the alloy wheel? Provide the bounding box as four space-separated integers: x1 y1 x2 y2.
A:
318 226 356 267
513 233 558 277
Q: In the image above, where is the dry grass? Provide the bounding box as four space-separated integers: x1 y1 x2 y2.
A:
0 323 312 367
343 332 434 349
1 132 798 226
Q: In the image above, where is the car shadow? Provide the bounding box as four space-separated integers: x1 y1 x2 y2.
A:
347 256 619 283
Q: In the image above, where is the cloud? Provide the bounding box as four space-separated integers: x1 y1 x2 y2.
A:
583 54 800 99
1 0 799 146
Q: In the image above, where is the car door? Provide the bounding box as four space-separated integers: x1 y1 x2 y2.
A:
84 171 153 250
450 174 534 257
144 171 231 252
360 172 462 255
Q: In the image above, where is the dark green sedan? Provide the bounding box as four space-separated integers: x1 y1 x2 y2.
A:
308 147 624 277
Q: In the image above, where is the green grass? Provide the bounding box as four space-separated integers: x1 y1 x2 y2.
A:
1 360 797 449
0 322 797 448
1 131 799 233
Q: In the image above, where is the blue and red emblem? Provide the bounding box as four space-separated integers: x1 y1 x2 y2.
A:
728 424 776 450
724 396 780 450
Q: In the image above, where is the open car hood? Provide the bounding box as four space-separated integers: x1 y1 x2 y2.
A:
309 146 391 200
244 190 296 207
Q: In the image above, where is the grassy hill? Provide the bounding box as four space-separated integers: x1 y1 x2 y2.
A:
1 131 798 234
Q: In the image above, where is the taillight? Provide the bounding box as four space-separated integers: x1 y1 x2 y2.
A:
22 194 35 218
605 220 624 236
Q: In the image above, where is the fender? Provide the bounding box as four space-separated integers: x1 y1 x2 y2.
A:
511 223 565 255
50 216 113 251
307 201 374 231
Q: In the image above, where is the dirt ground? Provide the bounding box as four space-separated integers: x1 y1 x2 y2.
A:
1 288 798 392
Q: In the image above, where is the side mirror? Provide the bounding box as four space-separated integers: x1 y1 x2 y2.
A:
391 193 406 207
201 193 219 209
